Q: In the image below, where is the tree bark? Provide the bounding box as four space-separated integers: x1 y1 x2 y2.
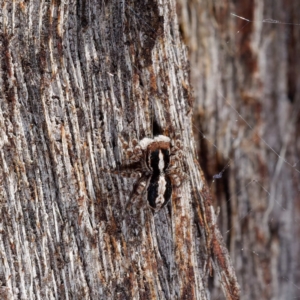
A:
0 1 239 300
177 0 300 299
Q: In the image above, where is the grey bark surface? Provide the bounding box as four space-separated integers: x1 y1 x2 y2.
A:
177 0 300 299
0 1 239 300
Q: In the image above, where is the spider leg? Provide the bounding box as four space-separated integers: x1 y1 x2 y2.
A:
166 168 185 187
123 175 150 243
121 137 143 163
101 162 143 179
170 138 184 153
125 175 149 212
167 156 188 187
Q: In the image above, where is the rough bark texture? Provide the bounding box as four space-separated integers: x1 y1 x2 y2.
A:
0 1 239 300
177 0 300 299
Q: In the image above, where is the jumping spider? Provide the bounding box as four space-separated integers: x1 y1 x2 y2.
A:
119 135 186 212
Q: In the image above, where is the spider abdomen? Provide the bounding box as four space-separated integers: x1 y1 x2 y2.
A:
147 174 172 211
123 135 184 212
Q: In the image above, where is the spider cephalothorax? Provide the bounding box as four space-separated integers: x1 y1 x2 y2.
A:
122 135 184 212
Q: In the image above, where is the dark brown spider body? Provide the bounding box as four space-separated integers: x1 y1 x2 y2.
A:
135 135 184 212
147 172 172 211
104 135 187 212
115 135 185 213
